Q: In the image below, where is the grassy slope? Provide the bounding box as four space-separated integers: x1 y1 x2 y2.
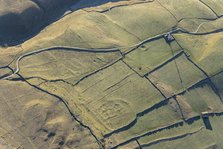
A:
19 49 121 83
0 0 223 149
148 54 206 97
0 1 177 66
108 98 183 147
201 0 223 16
158 0 217 20
123 39 181 76
138 120 204 148
174 32 223 76
30 61 164 135
0 0 77 42
0 80 99 149
145 116 223 149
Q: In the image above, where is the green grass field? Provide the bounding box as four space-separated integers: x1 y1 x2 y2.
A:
174 32 223 76
123 39 181 76
200 0 223 16
1 0 223 148
147 54 206 97
145 116 223 149
158 0 217 20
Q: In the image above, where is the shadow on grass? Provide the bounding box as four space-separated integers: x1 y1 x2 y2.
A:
72 0 121 11
202 117 213 130
0 0 123 46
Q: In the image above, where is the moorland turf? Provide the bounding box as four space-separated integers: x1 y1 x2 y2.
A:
0 0 223 148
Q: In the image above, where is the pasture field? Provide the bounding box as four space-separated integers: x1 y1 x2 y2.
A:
0 67 11 78
147 54 207 97
145 116 223 149
174 32 223 76
107 98 183 147
176 80 223 118
19 49 121 84
123 38 181 76
138 120 204 148
33 61 163 135
178 17 223 34
200 0 223 16
0 0 223 148
104 1 177 40
157 0 217 20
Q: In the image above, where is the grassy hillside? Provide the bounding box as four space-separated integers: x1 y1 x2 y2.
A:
0 0 223 148
0 0 77 42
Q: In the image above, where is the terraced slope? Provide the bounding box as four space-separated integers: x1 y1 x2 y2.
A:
0 0 223 149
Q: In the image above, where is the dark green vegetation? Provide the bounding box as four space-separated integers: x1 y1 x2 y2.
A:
0 0 223 149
